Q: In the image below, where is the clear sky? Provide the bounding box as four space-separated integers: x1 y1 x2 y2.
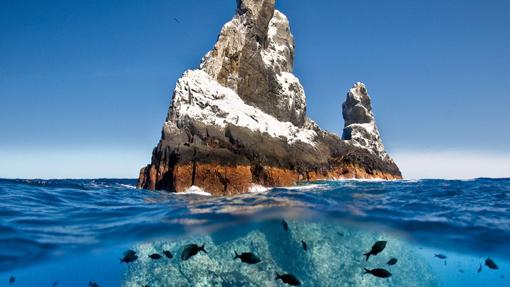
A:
1 0 509 179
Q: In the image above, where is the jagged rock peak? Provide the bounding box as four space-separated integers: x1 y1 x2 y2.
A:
236 0 275 24
342 82 390 161
136 2 403 195
199 0 306 127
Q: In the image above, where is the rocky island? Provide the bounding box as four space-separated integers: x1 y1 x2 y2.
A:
137 0 401 195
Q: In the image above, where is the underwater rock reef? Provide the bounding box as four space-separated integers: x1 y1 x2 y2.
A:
122 221 438 287
137 0 401 195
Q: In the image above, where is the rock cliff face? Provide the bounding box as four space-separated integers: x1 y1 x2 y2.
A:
137 0 401 195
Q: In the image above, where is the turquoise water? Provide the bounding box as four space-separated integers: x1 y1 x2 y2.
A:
0 178 509 286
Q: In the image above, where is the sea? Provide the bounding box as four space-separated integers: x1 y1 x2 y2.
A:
0 178 509 286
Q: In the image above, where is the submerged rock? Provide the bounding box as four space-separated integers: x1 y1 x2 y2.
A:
122 221 438 287
137 0 401 195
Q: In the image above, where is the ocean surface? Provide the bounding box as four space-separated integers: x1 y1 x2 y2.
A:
0 178 509 286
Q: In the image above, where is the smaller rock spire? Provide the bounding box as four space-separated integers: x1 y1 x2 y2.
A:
342 82 389 161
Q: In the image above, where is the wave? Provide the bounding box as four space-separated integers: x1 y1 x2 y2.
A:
177 185 212 196
0 177 509 272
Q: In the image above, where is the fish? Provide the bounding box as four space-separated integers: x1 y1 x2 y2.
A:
364 268 392 278
478 263 482 273
301 240 307 251
434 254 447 259
337 232 344 237
387 258 398 265
9 276 15 284
275 272 301 286
52 281 58 287
181 244 207 261
459 269 464 273
148 253 162 260
89 282 99 287
501 275 505 279
120 251 138 263
485 258 498 270
163 250 173 259
282 220 288 232
363 241 387 261
233 251 261 264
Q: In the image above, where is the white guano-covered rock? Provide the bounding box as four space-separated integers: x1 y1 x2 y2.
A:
342 82 390 161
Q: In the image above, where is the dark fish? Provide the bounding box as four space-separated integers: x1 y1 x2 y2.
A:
9 276 15 284
89 282 99 287
501 275 505 279
282 220 288 232
233 251 261 264
148 253 162 260
181 244 207 261
478 264 482 273
434 254 447 259
301 240 307 251
337 232 344 237
53 281 58 287
163 250 173 259
363 241 387 261
121 251 138 263
173 18 180 23
364 268 392 278
459 269 464 273
275 272 301 286
485 258 498 270
387 258 398 265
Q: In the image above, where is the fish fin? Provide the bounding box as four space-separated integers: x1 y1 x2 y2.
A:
200 244 208 254
363 252 371 261
275 272 281 280
233 251 239 259
363 268 371 274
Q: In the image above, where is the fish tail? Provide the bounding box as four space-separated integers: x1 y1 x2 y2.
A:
233 251 239 259
200 244 208 254
275 272 281 280
363 268 371 274
363 252 371 261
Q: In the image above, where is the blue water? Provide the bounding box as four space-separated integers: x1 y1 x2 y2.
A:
0 178 509 286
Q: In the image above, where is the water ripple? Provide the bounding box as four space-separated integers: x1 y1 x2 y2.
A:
0 178 509 272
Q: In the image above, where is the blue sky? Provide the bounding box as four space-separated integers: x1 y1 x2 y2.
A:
1 0 509 179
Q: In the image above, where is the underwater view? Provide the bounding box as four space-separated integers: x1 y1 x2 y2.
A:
0 178 508 286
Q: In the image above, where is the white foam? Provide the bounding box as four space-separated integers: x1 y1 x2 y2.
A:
118 183 136 189
178 185 212 196
283 184 331 191
248 184 270 193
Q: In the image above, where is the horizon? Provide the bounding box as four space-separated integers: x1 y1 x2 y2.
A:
1 0 509 180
